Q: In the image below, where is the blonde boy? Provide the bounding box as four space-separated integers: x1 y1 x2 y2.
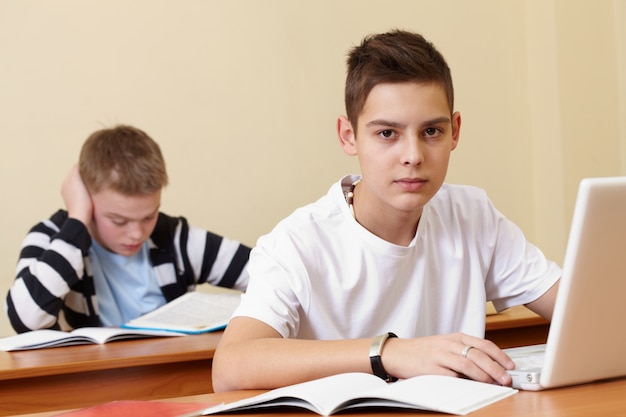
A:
7 125 251 332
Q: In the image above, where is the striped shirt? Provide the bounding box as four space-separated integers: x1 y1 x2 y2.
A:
6 210 250 333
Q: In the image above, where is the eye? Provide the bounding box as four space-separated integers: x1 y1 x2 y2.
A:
423 127 442 137
111 218 127 226
378 129 396 139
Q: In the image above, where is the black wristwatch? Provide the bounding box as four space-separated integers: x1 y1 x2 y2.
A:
369 332 398 382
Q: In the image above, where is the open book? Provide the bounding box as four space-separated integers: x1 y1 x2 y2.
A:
196 372 517 416
121 290 242 334
0 289 242 351
0 327 184 351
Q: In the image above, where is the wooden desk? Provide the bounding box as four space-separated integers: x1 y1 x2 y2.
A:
19 376 626 417
0 332 221 416
0 308 546 416
485 305 549 348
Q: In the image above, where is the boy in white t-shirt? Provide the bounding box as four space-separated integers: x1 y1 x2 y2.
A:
213 29 560 391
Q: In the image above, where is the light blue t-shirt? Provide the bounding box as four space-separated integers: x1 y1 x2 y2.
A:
89 240 167 326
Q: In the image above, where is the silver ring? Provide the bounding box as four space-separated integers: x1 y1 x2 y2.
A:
461 345 474 358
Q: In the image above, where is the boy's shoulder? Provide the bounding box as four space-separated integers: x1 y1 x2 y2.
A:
150 212 185 244
435 182 489 202
429 183 494 218
287 179 347 223
258 179 348 242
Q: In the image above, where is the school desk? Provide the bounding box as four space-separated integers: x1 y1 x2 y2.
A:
16 376 626 417
0 331 220 416
485 305 550 348
0 306 546 416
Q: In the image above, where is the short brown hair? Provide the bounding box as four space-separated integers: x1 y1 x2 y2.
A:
344 30 454 129
79 125 168 195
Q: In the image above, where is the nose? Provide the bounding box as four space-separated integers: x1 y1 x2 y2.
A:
126 222 145 240
402 137 423 166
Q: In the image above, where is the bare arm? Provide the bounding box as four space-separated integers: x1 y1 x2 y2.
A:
525 280 560 321
212 316 515 392
212 317 371 391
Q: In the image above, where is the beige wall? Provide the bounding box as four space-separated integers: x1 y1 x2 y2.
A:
0 0 624 336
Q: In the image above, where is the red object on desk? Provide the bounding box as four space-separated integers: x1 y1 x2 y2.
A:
53 400 215 417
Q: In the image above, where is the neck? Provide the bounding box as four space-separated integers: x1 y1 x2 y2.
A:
348 180 421 246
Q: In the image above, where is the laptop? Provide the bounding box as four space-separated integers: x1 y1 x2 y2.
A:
505 176 626 390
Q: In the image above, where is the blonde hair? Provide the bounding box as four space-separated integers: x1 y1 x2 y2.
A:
79 125 168 195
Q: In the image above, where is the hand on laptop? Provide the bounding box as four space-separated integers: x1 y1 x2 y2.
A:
382 333 516 386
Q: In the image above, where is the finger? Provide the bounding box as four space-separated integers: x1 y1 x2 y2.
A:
461 336 515 370
451 347 494 383
455 345 513 386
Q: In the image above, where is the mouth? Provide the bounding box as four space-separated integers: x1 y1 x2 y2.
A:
122 243 142 252
394 178 427 191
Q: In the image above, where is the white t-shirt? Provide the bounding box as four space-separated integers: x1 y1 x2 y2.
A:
235 175 561 340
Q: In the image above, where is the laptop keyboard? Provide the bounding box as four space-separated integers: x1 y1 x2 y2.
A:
513 353 545 371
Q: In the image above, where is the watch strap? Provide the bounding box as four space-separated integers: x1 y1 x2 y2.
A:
369 332 398 382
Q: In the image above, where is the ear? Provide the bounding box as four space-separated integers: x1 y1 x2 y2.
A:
450 111 461 151
337 116 358 156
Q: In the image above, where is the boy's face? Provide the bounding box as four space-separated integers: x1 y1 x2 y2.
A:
338 81 460 219
89 188 161 256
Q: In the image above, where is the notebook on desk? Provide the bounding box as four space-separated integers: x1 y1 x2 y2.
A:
505 176 626 391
